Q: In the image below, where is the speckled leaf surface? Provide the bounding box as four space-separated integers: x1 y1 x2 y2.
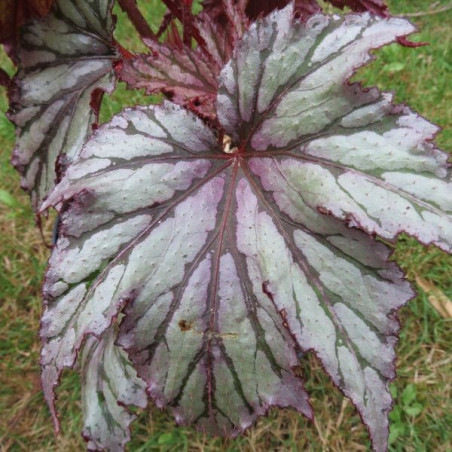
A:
9 0 116 211
41 5 451 452
41 102 313 437
218 6 451 252
82 327 147 452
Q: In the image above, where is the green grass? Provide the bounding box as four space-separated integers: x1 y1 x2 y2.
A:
0 1 451 451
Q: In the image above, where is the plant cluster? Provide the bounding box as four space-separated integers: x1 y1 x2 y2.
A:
0 1 450 451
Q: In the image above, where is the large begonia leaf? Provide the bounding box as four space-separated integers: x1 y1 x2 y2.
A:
41 5 451 452
9 0 116 211
41 102 313 437
81 327 147 451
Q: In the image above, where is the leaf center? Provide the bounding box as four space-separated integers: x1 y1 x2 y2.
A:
222 134 239 154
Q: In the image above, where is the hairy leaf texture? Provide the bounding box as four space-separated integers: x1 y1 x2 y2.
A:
9 0 116 211
82 327 147 451
42 5 451 452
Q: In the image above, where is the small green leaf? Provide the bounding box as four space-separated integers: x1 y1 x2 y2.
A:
389 406 402 423
157 432 179 445
389 385 398 398
405 403 423 417
383 62 405 72
0 189 20 208
388 424 405 444
401 384 417 406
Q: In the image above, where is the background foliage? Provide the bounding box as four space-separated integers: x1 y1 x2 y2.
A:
0 0 450 450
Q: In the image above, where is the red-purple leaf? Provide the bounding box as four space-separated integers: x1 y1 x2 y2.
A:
118 39 218 119
245 0 321 19
202 0 321 22
198 2 248 65
118 2 246 121
201 0 386 21
160 0 207 48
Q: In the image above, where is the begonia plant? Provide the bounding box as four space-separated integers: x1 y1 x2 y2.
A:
1 0 450 451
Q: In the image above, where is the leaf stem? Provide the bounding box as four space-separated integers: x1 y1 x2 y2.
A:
161 0 209 53
0 68 10 88
117 0 156 41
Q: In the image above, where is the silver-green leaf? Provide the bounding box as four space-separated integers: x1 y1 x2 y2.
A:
82 327 147 452
9 0 116 211
217 5 451 252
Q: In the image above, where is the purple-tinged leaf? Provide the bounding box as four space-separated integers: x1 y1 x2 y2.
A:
42 102 313 438
160 0 206 48
197 2 248 68
9 0 116 211
202 0 387 22
245 0 321 19
82 327 147 452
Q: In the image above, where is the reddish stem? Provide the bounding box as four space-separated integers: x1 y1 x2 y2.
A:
397 36 429 48
161 0 208 52
0 68 10 88
117 0 156 41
